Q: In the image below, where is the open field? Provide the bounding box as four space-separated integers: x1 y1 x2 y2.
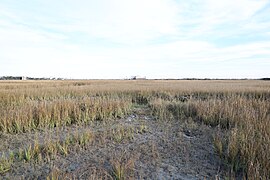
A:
0 80 269 179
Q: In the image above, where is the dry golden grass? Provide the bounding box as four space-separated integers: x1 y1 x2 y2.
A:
0 79 269 178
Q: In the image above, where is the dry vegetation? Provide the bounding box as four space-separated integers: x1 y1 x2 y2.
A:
0 80 269 179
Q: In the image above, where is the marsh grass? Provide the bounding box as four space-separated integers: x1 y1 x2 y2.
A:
0 154 12 174
149 94 270 179
0 96 131 133
0 80 269 178
0 130 95 172
110 152 135 180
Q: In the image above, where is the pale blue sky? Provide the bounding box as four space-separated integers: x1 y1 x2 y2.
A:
0 0 269 79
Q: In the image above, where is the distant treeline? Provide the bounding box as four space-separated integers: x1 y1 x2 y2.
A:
155 78 270 81
260 78 270 81
0 76 64 80
0 76 21 80
0 76 269 81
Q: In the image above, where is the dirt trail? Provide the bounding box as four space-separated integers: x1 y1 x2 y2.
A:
1 106 224 179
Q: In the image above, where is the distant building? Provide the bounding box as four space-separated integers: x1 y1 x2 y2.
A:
131 76 146 80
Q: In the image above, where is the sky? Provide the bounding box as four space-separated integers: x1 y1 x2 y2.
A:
0 0 270 79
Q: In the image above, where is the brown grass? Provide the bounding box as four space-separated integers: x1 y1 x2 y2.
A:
0 79 269 179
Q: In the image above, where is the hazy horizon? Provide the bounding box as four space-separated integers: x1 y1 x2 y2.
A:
1 0 270 79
